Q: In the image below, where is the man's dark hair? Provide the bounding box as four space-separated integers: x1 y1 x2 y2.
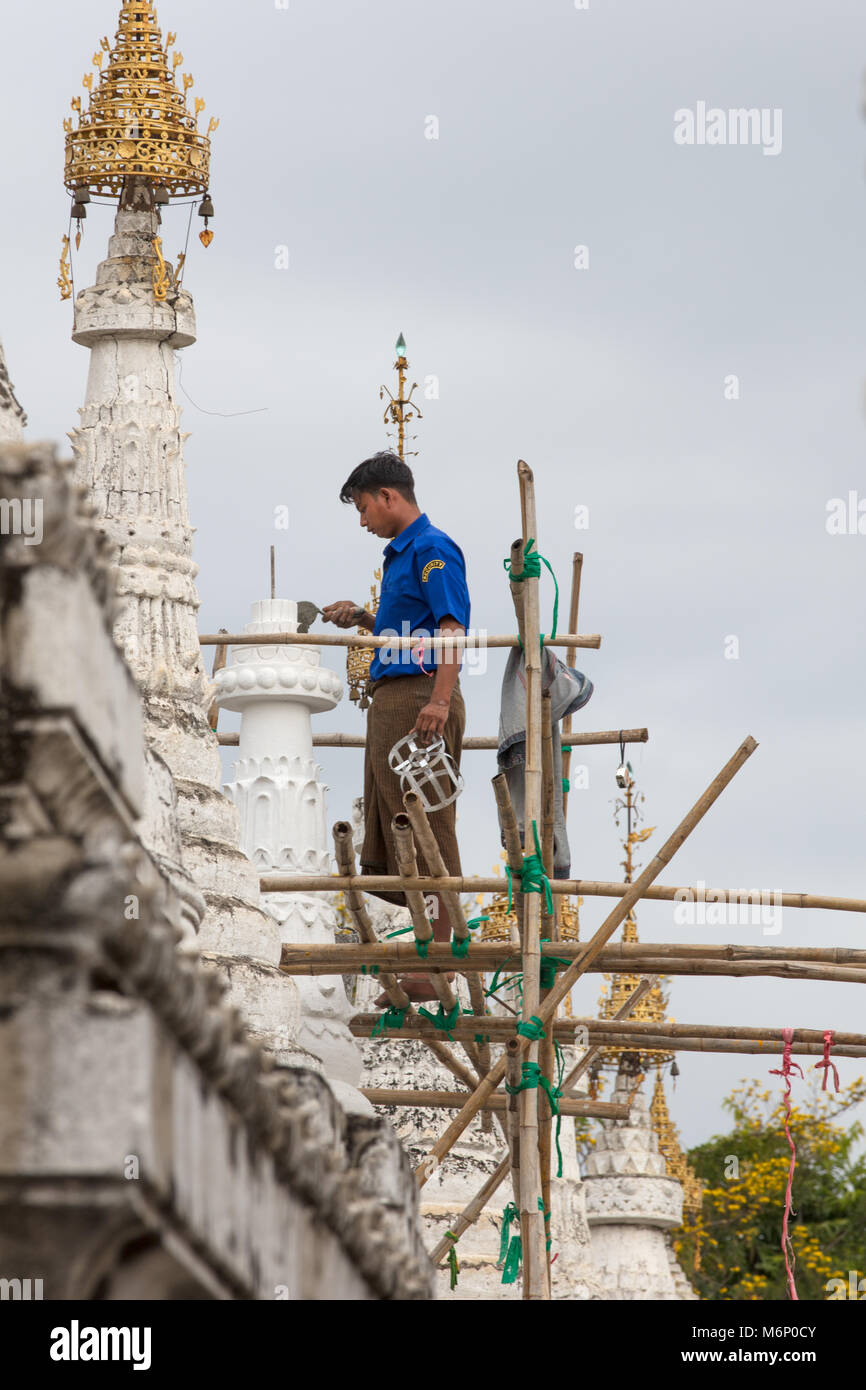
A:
339 451 417 505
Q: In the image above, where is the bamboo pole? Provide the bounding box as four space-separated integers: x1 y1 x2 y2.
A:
414 734 758 1186
492 773 525 942
264 874 866 919
515 460 547 1299
219 726 649 750
280 941 866 979
200 630 601 650
353 1017 866 1057
403 792 470 943
538 689 557 1272
359 1089 628 1117
332 822 410 1010
429 978 657 1269
353 1013 866 1050
505 1038 523 1211
561 553 583 821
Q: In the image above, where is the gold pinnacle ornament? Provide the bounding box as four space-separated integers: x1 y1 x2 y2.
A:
63 2 216 201
596 765 674 1070
380 332 422 461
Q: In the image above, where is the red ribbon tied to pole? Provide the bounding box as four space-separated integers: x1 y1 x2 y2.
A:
814 1029 839 1093
769 1026 804 1302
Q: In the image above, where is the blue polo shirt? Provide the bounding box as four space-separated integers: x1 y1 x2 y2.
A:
370 512 471 681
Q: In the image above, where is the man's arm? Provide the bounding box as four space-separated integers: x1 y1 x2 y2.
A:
414 615 464 743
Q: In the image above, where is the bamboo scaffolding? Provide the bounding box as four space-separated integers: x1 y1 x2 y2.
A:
390 814 485 1080
350 1013 866 1051
359 1089 628 1117
401 793 493 1095
280 940 866 976
331 822 487 1095
428 978 657 1268
200 630 600 650
414 734 758 1187
263 874 866 918
219 727 649 750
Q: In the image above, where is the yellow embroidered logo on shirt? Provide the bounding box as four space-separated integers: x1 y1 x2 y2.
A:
421 559 445 582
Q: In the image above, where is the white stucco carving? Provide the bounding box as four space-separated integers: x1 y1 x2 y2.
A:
216 599 369 1109
583 1063 688 1299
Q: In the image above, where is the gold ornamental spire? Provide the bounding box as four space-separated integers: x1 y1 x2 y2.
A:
379 332 422 460
596 764 673 1069
63 1 217 201
651 1072 703 1219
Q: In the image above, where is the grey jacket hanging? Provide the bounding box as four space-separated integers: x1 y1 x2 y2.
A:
497 647 593 878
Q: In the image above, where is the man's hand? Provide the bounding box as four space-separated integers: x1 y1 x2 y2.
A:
414 698 450 745
321 601 373 630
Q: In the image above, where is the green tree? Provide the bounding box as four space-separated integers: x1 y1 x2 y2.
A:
675 1075 866 1300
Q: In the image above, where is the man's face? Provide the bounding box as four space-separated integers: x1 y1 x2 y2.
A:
354 489 398 538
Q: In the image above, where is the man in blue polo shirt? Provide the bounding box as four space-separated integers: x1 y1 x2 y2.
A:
323 451 470 1003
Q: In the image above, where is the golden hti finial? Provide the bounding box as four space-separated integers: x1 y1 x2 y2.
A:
595 760 673 1071
62 1 218 263
379 332 422 460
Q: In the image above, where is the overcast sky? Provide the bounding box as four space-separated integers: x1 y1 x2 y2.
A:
4 0 866 1151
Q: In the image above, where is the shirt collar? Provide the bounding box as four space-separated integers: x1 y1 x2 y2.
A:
383 512 430 557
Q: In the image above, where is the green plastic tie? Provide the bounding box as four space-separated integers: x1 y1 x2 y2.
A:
505 1061 542 1095
465 915 489 930
474 1033 492 1045
562 777 570 794
498 1202 522 1283
415 937 430 960
384 925 413 937
360 964 380 977
444 1230 459 1290
539 954 570 991
418 999 461 1040
516 1015 546 1042
371 1006 407 1038
502 538 560 648
505 823 553 917
450 936 470 959
485 952 521 999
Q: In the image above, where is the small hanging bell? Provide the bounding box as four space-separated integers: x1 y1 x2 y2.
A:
670 1058 680 1089
71 201 87 220
198 193 214 247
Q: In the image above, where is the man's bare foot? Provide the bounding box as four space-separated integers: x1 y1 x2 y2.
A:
375 973 456 1008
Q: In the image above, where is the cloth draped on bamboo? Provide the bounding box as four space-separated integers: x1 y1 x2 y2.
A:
361 672 465 904
496 647 593 878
